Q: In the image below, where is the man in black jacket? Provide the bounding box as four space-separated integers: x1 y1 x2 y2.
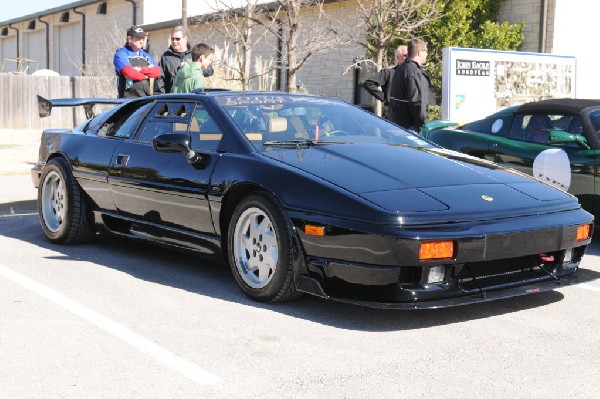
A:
156 26 214 94
389 38 431 132
363 45 407 120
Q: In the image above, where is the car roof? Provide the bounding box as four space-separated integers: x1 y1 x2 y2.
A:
516 98 600 114
144 90 338 102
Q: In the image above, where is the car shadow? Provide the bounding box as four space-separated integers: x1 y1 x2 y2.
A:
1 208 599 332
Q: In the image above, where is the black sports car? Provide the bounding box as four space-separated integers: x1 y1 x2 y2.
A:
32 91 593 309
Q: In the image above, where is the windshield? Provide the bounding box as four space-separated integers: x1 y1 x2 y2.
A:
589 110 600 137
215 94 431 151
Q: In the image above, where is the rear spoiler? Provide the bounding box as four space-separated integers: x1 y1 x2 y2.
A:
37 95 128 119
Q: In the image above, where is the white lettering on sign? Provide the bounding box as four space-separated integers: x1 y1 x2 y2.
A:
456 59 491 76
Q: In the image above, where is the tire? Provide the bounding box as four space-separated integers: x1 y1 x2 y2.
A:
38 157 94 244
227 193 298 302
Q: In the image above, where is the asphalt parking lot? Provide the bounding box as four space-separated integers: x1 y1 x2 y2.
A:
0 12 599 398
1 173 599 398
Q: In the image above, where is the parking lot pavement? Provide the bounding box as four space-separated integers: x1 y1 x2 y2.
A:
0 172 599 398
0 174 37 215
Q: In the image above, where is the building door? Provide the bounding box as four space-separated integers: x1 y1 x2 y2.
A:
24 30 45 71
55 23 82 76
0 36 18 73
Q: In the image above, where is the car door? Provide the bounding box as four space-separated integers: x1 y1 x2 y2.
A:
107 100 224 238
486 113 597 213
69 100 155 212
427 112 514 158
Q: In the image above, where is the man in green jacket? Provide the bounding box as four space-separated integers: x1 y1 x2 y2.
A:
171 43 215 93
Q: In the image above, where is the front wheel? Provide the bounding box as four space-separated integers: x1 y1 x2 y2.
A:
38 157 94 244
227 194 299 302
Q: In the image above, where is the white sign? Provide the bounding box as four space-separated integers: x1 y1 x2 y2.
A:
441 47 576 122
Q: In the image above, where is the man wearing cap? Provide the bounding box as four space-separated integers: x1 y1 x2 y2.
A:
113 25 161 98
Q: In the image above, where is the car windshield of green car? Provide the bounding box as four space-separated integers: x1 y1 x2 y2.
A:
589 110 600 136
215 94 432 151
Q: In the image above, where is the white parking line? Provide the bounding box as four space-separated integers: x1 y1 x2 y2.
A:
578 283 600 293
0 263 221 386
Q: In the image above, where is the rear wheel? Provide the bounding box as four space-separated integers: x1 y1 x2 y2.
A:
228 194 298 302
38 158 94 244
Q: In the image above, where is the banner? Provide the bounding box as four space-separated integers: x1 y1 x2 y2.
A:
441 47 576 122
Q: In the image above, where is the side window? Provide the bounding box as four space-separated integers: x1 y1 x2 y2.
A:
137 102 194 143
98 101 154 138
556 115 582 148
139 121 182 142
570 116 584 136
510 114 583 147
509 114 551 144
549 115 574 132
189 104 222 150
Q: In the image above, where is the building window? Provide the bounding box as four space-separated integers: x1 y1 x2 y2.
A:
97 2 108 15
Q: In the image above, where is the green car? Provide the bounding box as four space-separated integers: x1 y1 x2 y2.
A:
423 99 600 219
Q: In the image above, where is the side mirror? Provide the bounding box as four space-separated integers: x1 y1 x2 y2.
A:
153 133 203 163
549 130 590 150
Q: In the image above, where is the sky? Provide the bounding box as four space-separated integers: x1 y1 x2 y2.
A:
3 0 74 22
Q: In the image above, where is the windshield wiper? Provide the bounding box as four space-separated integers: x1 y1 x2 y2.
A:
263 139 345 147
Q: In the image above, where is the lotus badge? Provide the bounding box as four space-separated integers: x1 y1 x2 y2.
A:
481 195 494 202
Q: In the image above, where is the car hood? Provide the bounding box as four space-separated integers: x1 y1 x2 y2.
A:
261 143 578 220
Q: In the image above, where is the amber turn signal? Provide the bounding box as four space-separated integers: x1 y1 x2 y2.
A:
419 241 454 260
305 225 325 236
576 224 591 241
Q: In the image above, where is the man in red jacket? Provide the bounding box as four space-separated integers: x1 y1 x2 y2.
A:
113 25 161 98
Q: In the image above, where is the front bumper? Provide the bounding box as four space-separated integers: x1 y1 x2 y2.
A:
31 163 43 188
296 272 579 309
293 212 592 308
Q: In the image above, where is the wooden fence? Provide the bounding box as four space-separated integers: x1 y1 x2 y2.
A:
0 73 117 130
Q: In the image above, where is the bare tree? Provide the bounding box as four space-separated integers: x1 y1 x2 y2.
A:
76 16 124 98
208 0 345 93
337 0 444 114
352 0 443 68
209 0 280 90
272 0 345 92
182 0 188 32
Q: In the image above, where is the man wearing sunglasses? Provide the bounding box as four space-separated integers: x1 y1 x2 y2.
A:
113 25 161 98
389 37 431 133
156 26 214 94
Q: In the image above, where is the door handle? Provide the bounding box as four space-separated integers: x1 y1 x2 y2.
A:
115 154 130 166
